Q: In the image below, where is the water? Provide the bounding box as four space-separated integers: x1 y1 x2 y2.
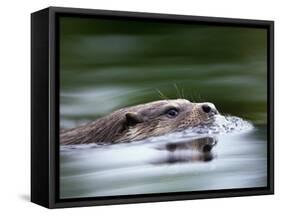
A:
60 116 267 198
59 17 268 199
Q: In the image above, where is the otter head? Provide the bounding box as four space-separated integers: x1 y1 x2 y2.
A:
115 99 219 143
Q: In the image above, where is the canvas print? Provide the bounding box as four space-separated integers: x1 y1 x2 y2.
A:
59 16 267 199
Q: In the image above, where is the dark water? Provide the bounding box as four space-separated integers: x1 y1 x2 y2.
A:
59 17 268 198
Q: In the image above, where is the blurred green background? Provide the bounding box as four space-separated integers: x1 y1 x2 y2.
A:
59 16 267 128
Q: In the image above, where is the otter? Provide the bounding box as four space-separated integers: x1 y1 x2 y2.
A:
60 99 219 145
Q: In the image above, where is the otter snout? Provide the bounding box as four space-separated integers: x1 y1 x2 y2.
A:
200 103 218 115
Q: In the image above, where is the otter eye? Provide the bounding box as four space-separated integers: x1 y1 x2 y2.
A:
166 108 179 118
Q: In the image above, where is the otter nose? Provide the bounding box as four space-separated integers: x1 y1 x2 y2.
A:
202 104 211 113
201 103 218 114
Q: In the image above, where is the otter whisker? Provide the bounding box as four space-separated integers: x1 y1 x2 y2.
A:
181 87 185 99
173 83 181 99
200 93 207 102
155 89 169 100
197 93 203 102
187 92 194 103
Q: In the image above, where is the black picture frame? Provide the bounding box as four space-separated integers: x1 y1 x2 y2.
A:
31 6 274 209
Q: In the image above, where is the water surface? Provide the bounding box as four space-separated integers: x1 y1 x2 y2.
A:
60 116 267 198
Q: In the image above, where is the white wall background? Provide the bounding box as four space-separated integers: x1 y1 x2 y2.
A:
0 0 279 214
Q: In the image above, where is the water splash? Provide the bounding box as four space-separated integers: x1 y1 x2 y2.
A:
190 115 254 134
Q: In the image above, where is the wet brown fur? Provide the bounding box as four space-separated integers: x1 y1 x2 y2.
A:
60 99 216 145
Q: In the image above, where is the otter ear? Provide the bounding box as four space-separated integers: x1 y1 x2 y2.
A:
125 112 143 126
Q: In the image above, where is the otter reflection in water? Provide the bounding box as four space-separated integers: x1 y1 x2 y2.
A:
60 99 219 145
151 137 217 164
